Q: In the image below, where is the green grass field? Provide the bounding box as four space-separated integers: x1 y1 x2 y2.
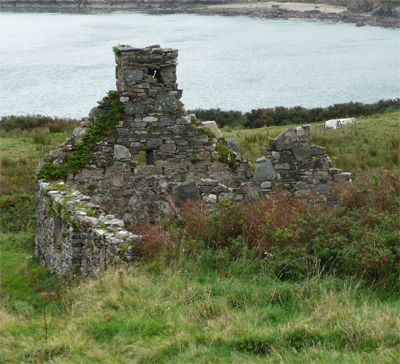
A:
0 113 399 363
222 110 400 174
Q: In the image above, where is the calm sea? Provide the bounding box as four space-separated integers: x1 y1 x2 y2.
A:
0 10 399 119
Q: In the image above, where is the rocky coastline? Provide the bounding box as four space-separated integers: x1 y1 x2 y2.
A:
0 1 399 28
186 2 400 29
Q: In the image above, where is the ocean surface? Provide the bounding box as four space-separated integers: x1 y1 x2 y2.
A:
0 9 399 119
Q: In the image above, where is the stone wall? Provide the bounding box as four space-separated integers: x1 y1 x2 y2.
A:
35 45 351 277
69 46 252 225
35 181 141 276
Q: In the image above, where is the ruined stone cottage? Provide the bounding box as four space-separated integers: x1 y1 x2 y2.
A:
35 45 351 276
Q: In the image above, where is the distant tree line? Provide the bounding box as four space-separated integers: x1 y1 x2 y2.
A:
0 115 79 131
1 99 398 131
189 99 400 129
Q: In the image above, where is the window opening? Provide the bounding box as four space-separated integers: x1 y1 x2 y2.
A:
146 150 156 166
138 150 156 166
148 68 162 83
53 216 63 253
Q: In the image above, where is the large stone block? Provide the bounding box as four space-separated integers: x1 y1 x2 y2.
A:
160 66 176 83
312 146 327 156
292 144 312 162
254 160 276 182
89 106 109 119
172 181 200 205
177 115 192 125
122 69 143 83
114 145 131 160
202 121 223 139
274 128 298 151
71 127 89 146
155 95 177 112
227 138 240 153
147 138 163 147
159 117 175 127
190 135 209 145
159 144 176 153
125 102 145 115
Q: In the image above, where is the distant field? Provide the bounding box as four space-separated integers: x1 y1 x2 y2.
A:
222 110 400 175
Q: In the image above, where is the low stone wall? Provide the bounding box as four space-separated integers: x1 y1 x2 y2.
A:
198 125 351 205
36 180 142 277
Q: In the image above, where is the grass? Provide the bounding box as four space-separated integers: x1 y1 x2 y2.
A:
0 267 399 363
0 125 78 196
0 113 399 363
222 110 400 174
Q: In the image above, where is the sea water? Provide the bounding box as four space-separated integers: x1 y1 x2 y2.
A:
0 9 399 118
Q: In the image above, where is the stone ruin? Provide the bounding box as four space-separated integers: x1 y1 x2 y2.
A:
35 45 352 276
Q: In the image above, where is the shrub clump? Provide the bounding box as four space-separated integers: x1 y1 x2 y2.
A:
129 166 399 291
215 140 237 170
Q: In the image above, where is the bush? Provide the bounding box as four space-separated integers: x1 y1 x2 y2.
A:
130 167 399 290
188 108 246 128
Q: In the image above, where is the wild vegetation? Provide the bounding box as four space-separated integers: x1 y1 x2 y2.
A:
0 109 399 363
37 91 124 181
189 98 400 129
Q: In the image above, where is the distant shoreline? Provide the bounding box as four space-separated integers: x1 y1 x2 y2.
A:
1 1 399 29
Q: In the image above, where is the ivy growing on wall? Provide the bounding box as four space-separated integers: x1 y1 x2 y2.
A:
216 140 237 171
38 91 125 181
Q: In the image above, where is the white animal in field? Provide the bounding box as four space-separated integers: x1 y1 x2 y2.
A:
339 117 355 126
324 119 343 129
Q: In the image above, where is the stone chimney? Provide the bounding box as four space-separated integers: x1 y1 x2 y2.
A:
115 45 182 116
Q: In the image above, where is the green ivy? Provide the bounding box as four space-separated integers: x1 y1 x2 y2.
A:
216 141 237 171
198 127 216 145
38 91 125 181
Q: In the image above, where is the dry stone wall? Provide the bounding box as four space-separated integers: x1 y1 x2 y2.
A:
35 45 351 277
